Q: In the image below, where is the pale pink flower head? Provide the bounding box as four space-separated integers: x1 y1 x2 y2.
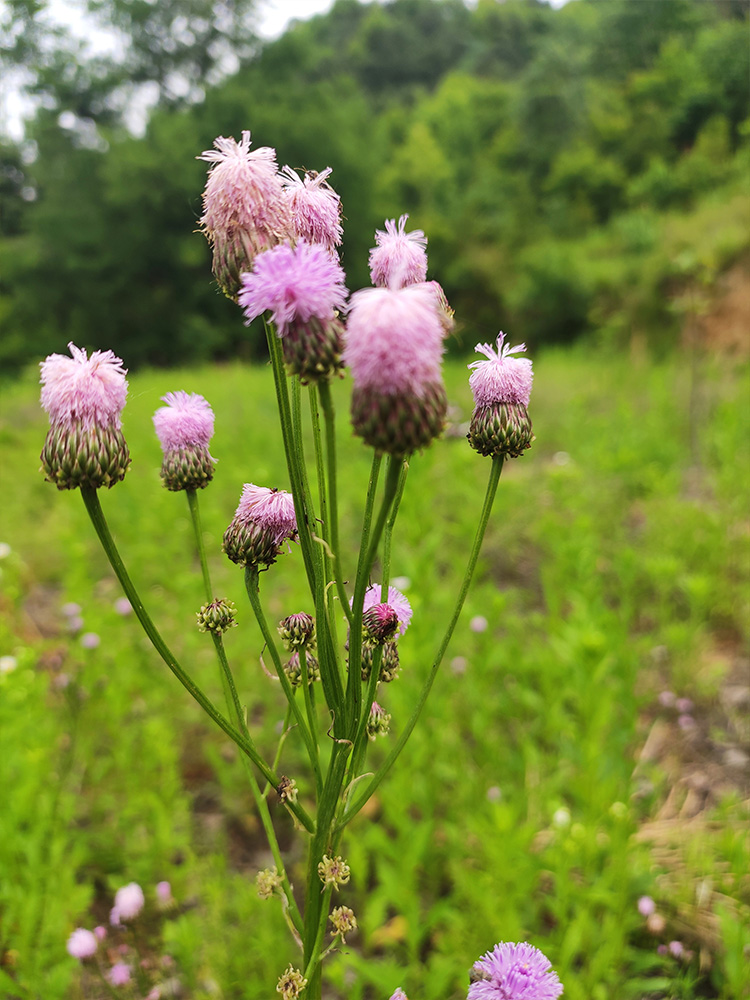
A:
469 332 533 409
108 962 131 987
468 942 563 1000
40 343 130 490
281 165 343 252
223 484 298 568
113 882 145 921
198 131 292 298
155 880 173 905
638 895 656 917
369 215 428 289
390 991 409 1000
66 928 98 960
153 391 216 490
344 284 444 397
239 241 347 382
362 584 412 637
154 392 214 452
41 343 128 430
345 284 447 454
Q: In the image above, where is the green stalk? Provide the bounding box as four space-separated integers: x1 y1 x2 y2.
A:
338 455 505 829
244 566 323 794
79 485 317 834
318 381 352 628
186 488 213 602
346 457 401 732
299 645 319 771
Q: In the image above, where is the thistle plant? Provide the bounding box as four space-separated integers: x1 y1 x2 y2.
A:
40 129 559 999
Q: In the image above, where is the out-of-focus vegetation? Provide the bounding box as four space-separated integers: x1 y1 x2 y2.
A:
1 352 749 999
1 0 749 371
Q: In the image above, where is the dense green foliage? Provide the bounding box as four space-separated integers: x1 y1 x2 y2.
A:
1 352 748 998
1 0 748 372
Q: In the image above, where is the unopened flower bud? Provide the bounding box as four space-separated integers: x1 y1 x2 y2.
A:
283 650 320 688
276 966 307 999
317 854 350 890
362 603 400 645
256 867 284 900
330 905 357 942
361 641 400 683
278 613 316 651
196 599 237 635
366 702 391 741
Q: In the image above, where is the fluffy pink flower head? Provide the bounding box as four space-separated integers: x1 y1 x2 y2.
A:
113 882 144 922
468 942 563 1000
153 392 215 452
67 928 98 960
238 241 347 336
390 991 409 1000
40 343 128 430
468 332 533 409
198 131 289 242
108 963 131 987
369 215 428 289
362 584 412 637
344 284 444 397
281 166 343 252
234 484 297 545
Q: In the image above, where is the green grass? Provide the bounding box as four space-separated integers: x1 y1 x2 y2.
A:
1 349 748 999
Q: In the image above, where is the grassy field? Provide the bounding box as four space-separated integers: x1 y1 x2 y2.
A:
1 348 748 1000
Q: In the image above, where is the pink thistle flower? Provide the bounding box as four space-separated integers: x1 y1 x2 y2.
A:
41 343 128 430
362 584 412 637
468 942 563 1000
369 215 428 289
280 166 343 252
153 391 216 491
198 131 292 299
223 484 298 568
94 926 107 940
239 241 347 335
467 332 534 459
155 880 173 905
39 343 131 490
390 991 409 1000
344 285 444 397
114 597 132 616
638 896 656 917
239 241 347 382
66 928 98 960
113 882 144 921
107 962 131 986
80 632 100 649
153 392 214 451
468 332 533 409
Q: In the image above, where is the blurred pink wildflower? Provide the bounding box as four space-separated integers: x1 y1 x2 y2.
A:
469 942 563 1000
66 928 98 959
344 284 444 397
280 166 343 252
112 882 144 922
369 215 428 288
108 963 131 986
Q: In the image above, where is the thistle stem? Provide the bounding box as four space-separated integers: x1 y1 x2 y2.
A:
338 455 505 828
80 484 314 834
244 566 323 795
318 381 352 628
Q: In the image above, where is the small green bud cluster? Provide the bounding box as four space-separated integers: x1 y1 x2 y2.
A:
283 650 320 689
276 775 298 804
361 642 400 683
196 599 237 635
366 702 391 741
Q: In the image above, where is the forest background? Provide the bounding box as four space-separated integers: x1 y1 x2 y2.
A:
1 0 749 371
